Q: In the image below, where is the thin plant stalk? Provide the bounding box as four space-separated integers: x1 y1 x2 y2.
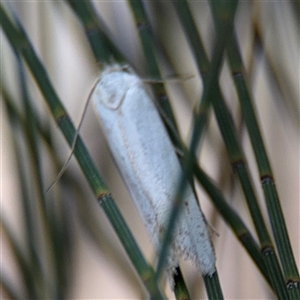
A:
173 268 191 300
126 0 181 146
203 272 223 300
66 0 124 63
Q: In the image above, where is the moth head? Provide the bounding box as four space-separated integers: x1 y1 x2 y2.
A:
94 65 139 110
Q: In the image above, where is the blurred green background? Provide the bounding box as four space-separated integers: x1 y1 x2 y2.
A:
1 1 299 299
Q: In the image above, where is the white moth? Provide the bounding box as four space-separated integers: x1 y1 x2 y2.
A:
92 64 216 279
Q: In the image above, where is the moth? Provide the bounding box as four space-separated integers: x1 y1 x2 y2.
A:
92 64 215 280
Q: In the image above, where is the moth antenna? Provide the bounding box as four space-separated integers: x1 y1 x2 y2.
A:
45 79 100 193
143 73 194 84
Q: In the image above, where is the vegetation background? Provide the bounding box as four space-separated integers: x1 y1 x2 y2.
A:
1 1 299 299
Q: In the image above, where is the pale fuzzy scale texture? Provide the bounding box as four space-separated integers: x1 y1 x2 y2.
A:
92 64 216 280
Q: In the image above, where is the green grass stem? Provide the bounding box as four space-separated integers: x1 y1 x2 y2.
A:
127 0 180 144
203 272 224 300
173 268 191 300
66 0 124 63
